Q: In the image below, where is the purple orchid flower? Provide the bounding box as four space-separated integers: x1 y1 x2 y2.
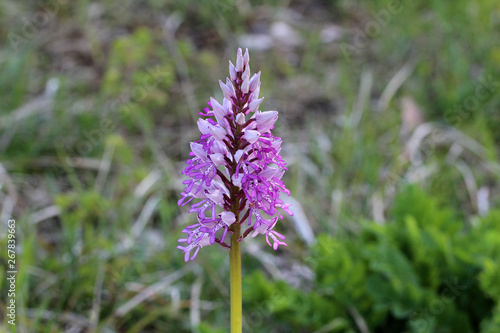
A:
177 48 293 262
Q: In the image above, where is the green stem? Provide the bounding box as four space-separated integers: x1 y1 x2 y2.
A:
229 223 242 333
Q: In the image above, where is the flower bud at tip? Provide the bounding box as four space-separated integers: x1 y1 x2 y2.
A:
236 113 246 125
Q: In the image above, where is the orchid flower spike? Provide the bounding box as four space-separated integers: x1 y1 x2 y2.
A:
177 48 293 262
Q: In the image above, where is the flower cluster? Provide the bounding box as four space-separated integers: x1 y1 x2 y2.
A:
177 48 292 262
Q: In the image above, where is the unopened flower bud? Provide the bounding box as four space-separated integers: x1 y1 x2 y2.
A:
236 48 244 71
236 113 246 125
210 97 227 126
242 65 250 81
219 80 235 100
243 48 249 65
249 72 261 92
229 61 237 81
248 97 264 113
209 125 226 141
241 77 250 94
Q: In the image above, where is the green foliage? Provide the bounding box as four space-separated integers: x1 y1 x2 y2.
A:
243 271 347 332
102 26 174 133
244 186 500 332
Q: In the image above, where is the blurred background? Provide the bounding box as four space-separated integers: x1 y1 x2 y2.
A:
0 0 499 332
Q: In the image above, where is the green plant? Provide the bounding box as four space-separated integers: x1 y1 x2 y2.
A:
243 185 500 332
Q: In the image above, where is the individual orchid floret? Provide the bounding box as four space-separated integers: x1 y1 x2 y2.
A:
241 76 250 94
248 97 264 114
208 125 227 142
256 111 279 132
219 79 235 100
177 48 292 262
243 48 250 65
235 113 246 125
229 61 237 81
243 130 261 144
249 72 261 92
235 48 244 71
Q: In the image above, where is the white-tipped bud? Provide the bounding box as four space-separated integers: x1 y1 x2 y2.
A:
243 48 249 65
249 72 261 92
248 97 264 113
190 142 207 160
241 77 250 94
210 97 224 113
236 113 246 125
242 65 250 81
250 85 260 102
197 118 210 135
209 125 227 141
236 48 244 72
226 78 235 94
229 61 237 81
243 129 261 144
223 97 232 114
256 111 278 132
219 79 235 100
210 97 227 126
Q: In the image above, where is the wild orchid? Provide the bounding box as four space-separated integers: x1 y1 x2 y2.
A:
177 48 292 332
